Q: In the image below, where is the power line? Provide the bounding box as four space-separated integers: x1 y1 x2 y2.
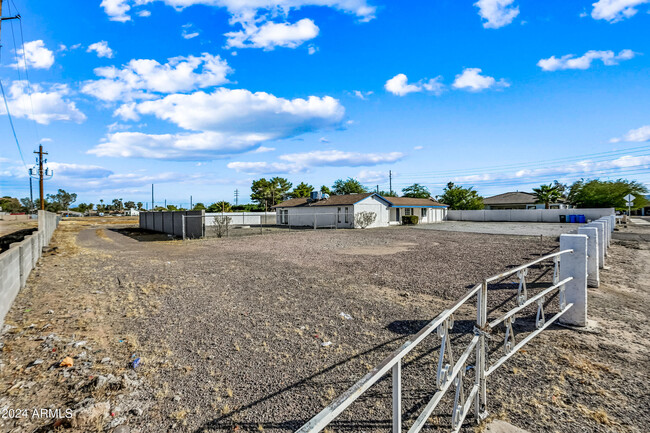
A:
16 13 40 138
0 78 27 168
396 144 650 178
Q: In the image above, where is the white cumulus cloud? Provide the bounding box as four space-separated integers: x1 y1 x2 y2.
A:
0 81 86 125
81 53 232 102
610 125 650 143
452 68 509 91
92 88 345 160
89 131 264 160
591 0 649 22
537 49 636 71
474 0 519 29
385 74 445 96
14 40 55 70
129 88 344 134
225 18 319 50
227 150 404 174
101 0 376 23
100 0 374 52
87 41 114 58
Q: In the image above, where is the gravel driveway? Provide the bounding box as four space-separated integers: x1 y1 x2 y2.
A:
1 219 648 433
415 221 579 237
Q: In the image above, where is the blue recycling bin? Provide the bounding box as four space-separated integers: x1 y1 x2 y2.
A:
568 215 576 223
577 215 586 224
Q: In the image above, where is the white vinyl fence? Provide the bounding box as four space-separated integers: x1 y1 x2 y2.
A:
447 208 614 223
297 216 614 433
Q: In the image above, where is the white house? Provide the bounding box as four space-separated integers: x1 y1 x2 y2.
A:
272 193 447 228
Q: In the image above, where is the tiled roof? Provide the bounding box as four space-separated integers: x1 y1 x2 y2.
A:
483 192 537 205
383 196 447 207
273 193 448 208
272 193 375 208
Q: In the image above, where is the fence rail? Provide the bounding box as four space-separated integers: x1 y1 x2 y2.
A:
296 234 598 433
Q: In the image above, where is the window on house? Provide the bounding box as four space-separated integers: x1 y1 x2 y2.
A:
422 208 427 218
345 207 349 223
337 207 342 223
405 208 412 216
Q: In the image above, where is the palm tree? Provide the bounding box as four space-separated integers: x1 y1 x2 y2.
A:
533 184 562 209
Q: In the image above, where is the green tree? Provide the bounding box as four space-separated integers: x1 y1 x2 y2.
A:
124 201 136 210
0 196 23 213
19 197 33 211
438 182 484 210
533 183 563 209
567 179 648 209
291 182 314 198
208 201 232 213
166 204 179 211
251 177 293 210
402 183 431 198
320 185 332 195
47 189 77 211
378 190 397 197
111 198 123 211
331 178 367 195
193 202 207 211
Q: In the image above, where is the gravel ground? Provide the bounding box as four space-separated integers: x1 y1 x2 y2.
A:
0 219 648 433
415 221 579 237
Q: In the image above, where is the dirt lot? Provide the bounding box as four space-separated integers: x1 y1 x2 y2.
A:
0 218 648 433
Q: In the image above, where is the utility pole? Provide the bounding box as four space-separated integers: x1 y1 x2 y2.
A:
389 170 393 196
34 145 48 210
1 2 21 36
151 184 154 210
376 185 379 194
190 195 193 209
234 189 239 206
29 177 33 211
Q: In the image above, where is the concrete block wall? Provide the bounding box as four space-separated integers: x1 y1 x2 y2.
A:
139 210 205 239
447 208 615 222
1 211 59 326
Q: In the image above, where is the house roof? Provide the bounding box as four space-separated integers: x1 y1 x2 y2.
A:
483 192 537 205
273 193 447 209
382 196 447 207
272 193 376 208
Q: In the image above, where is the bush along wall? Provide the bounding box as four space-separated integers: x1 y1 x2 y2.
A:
402 215 419 225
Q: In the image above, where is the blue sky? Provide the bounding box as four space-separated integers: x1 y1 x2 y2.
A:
1 0 649 207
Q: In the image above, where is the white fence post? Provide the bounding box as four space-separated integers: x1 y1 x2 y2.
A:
598 217 612 248
559 234 588 327
587 221 606 268
392 360 402 433
577 226 599 288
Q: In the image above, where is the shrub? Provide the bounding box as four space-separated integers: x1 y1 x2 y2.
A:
401 215 419 225
354 211 377 229
212 215 232 238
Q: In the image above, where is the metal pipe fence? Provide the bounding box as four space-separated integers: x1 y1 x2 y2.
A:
296 248 577 433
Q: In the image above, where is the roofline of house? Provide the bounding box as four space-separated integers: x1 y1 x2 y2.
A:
391 205 448 208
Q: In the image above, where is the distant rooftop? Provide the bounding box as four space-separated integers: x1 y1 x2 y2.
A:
483 191 537 205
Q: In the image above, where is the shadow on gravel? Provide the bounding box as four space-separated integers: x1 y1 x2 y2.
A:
109 227 174 242
193 334 407 433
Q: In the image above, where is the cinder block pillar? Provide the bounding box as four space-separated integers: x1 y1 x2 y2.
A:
587 221 605 268
577 227 599 288
598 218 610 248
559 234 588 327
609 215 615 232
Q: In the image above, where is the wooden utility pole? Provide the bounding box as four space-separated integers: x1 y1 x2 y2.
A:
34 144 47 210
1 2 21 45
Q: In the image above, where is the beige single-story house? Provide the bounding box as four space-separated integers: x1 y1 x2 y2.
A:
272 193 448 228
483 192 570 210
